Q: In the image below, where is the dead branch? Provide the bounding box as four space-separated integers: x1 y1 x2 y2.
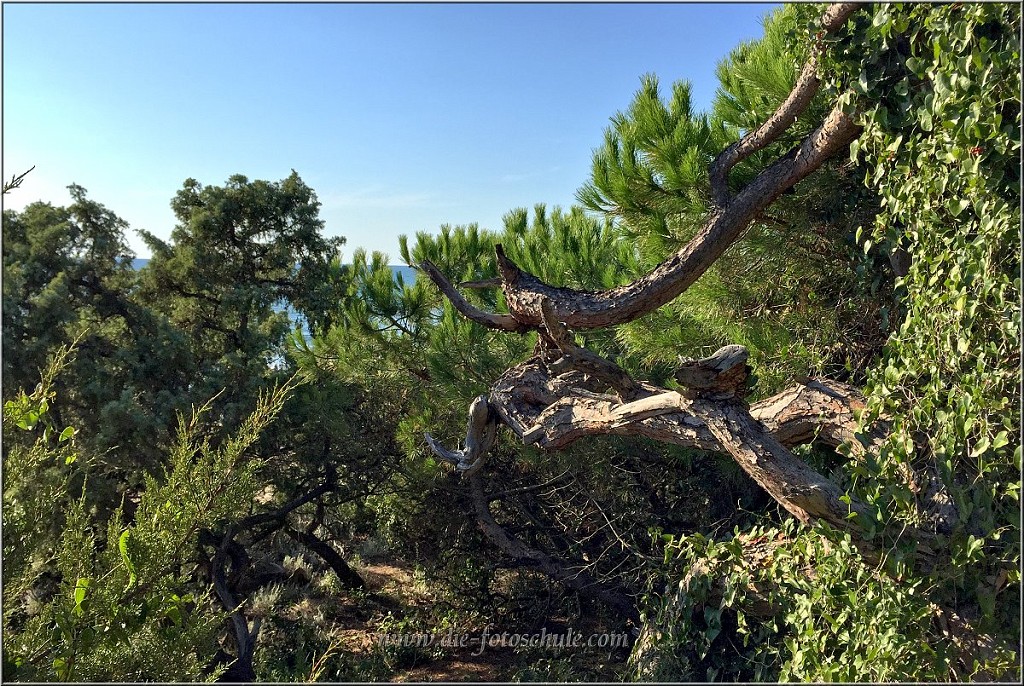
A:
427 343 948 567
420 259 526 332
425 394 498 476
3 166 35 195
540 298 646 401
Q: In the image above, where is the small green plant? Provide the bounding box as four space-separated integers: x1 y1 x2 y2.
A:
636 518 1018 682
2 342 299 680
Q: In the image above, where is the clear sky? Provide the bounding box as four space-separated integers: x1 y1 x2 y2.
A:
3 1 776 262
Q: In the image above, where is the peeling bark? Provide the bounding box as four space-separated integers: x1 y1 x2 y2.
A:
430 343 944 571
692 396 871 530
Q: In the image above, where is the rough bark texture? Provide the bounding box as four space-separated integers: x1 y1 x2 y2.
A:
694 396 870 529
708 2 860 208
488 107 856 330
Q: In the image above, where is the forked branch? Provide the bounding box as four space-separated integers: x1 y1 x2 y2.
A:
419 259 526 332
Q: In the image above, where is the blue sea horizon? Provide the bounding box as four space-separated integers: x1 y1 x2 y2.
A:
130 258 417 283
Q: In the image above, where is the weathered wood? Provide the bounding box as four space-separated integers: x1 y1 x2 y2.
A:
540 298 646 401
428 354 885 538
675 344 751 398
750 379 957 533
425 394 497 476
425 350 954 567
691 396 871 531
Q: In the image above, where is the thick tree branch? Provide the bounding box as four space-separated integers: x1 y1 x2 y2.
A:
283 527 366 590
210 525 262 682
477 4 864 331
691 396 871 530
423 6 863 333
425 346 950 564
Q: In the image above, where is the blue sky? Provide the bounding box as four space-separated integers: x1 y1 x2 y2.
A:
3 2 775 262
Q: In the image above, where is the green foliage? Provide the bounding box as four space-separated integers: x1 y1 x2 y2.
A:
638 521 995 681
3 343 299 680
4 4 1018 682
811 0 1021 637
577 10 890 394
577 74 725 265
0 187 187 470
144 171 345 338
308 204 638 452
626 4 1020 682
137 172 345 428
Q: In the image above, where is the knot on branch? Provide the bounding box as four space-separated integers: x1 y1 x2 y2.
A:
674 344 751 399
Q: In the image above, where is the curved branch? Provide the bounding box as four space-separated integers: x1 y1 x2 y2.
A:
283 527 366 590
425 394 497 476
540 298 646 401
478 4 864 331
210 526 261 682
426 351 950 564
692 396 872 530
420 259 526 332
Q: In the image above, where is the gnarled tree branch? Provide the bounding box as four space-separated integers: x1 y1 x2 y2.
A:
425 394 498 476
708 2 861 208
494 102 861 330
